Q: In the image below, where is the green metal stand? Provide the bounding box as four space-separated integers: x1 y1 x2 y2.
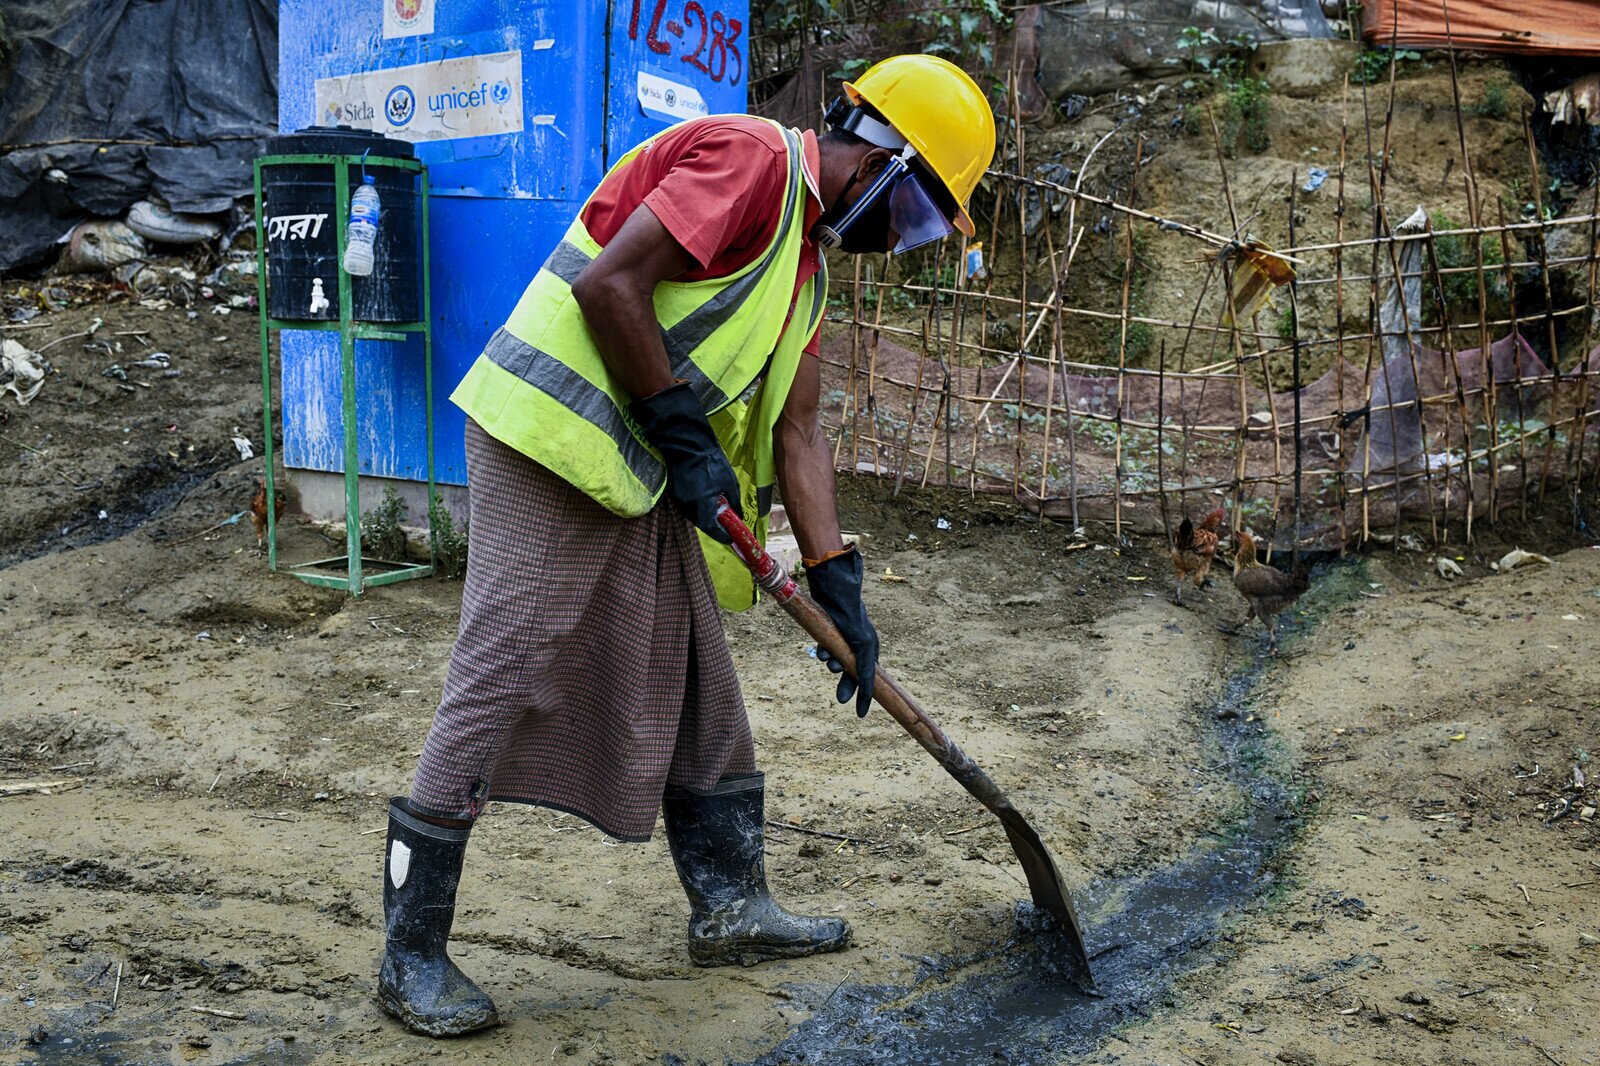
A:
253 152 436 595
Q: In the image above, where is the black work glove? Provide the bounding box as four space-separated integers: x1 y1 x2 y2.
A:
805 546 880 718
630 382 740 545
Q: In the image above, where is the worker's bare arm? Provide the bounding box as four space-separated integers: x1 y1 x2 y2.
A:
571 203 694 399
773 355 846 561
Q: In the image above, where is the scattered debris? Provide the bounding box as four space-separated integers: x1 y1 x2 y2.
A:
58 221 147 274
186 1006 246 1021
0 778 85 797
1493 548 1553 573
231 434 255 461
1 339 47 405
1435 557 1463 579
126 199 223 245
1543 72 1600 127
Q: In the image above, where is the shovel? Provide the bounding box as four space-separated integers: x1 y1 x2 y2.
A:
714 502 1094 989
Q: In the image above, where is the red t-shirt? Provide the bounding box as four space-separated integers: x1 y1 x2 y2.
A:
581 116 823 356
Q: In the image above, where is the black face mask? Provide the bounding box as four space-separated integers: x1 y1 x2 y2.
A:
813 170 895 254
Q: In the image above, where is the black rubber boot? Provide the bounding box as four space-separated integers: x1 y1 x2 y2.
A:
377 797 499 1037
663 773 851 967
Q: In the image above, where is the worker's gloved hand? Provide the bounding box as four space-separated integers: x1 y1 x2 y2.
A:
805 546 879 718
630 382 739 545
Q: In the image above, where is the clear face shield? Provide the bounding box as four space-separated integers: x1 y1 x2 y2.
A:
887 165 957 253
815 150 958 255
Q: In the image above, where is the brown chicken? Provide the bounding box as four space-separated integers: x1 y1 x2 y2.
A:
1170 507 1225 603
1231 529 1310 654
251 479 287 555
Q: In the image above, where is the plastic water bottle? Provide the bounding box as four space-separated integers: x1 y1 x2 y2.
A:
342 177 380 277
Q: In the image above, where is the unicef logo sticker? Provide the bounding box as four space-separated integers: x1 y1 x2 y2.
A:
490 79 512 106
385 84 416 127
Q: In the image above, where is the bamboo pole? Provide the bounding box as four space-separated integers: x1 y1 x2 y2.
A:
1207 109 1250 540
1040 219 1063 506
1012 74 1030 501
1112 137 1146 543
1334 74 1351 553
1421 222 1479 541
1289 172 1304 563
1440 0 1498 526
864 258 887 476
841 254 864 473
1495 200 1531 522
1523 111 1561 506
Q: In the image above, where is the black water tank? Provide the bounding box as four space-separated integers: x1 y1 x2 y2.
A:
262 127 421 323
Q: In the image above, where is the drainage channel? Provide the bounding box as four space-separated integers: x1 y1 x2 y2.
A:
734 564 1360 1066
0 462 224 571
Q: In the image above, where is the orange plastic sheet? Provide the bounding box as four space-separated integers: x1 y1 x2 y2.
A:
1362 0 1600 56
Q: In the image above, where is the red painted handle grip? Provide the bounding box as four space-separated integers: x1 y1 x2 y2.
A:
712 498 955 759
714 498 798 601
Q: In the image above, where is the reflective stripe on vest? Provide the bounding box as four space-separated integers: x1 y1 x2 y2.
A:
452 119 821 535
479 327 665 491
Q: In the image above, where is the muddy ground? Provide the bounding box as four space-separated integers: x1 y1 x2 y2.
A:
2 284 1598 1064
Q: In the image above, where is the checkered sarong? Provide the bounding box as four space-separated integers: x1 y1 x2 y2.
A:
408 418 755 841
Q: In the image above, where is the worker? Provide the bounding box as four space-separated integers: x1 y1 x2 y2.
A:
376 55 996 1037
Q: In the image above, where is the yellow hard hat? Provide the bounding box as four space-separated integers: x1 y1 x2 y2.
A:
844 54 996 238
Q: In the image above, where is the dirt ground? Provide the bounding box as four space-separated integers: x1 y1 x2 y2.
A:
3 275 1598 1064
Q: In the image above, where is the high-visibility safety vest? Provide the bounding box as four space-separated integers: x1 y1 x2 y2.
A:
451 120 827 611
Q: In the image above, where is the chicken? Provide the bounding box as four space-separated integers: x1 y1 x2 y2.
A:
1231 529 1310 654
251 479 287 555
1170 507 1225 603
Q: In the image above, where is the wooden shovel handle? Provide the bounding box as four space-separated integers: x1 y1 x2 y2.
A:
714 502 953 761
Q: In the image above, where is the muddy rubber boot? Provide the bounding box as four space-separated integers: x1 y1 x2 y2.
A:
663 773 851 967
377 797 499 1037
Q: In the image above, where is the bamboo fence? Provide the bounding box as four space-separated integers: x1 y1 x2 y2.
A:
809 58 1600 553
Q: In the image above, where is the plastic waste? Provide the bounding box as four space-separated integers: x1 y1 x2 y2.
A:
126 199 222 245
58 220 146 273
2 339 47 405
342 177 380 277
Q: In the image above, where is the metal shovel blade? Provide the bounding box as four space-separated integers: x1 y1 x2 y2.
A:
714 503 1095 990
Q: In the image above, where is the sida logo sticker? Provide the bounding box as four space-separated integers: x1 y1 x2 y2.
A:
315 52 524 143
637 71 708 123
383 0 434 38
385 85 416 127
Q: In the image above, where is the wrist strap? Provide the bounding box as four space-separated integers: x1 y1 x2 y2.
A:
803 545 856 568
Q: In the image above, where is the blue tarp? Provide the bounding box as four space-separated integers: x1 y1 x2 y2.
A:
0 0 278 271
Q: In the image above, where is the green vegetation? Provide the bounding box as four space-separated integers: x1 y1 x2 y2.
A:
1275 305 1297 342
1175 25 1224 81
429 492 469 579
1472 77 1511 120
1175 27 1271 154
362 486 408 561
1429 211 1508 322
1102 228 1157 362
910 0 1009 70
1221 72 1272 154
770 1 1009 79
1352 46 1422 86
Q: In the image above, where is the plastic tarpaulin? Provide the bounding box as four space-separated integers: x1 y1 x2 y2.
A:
1017 0 1332 106
0 0 277 271
1362 0 1600 56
